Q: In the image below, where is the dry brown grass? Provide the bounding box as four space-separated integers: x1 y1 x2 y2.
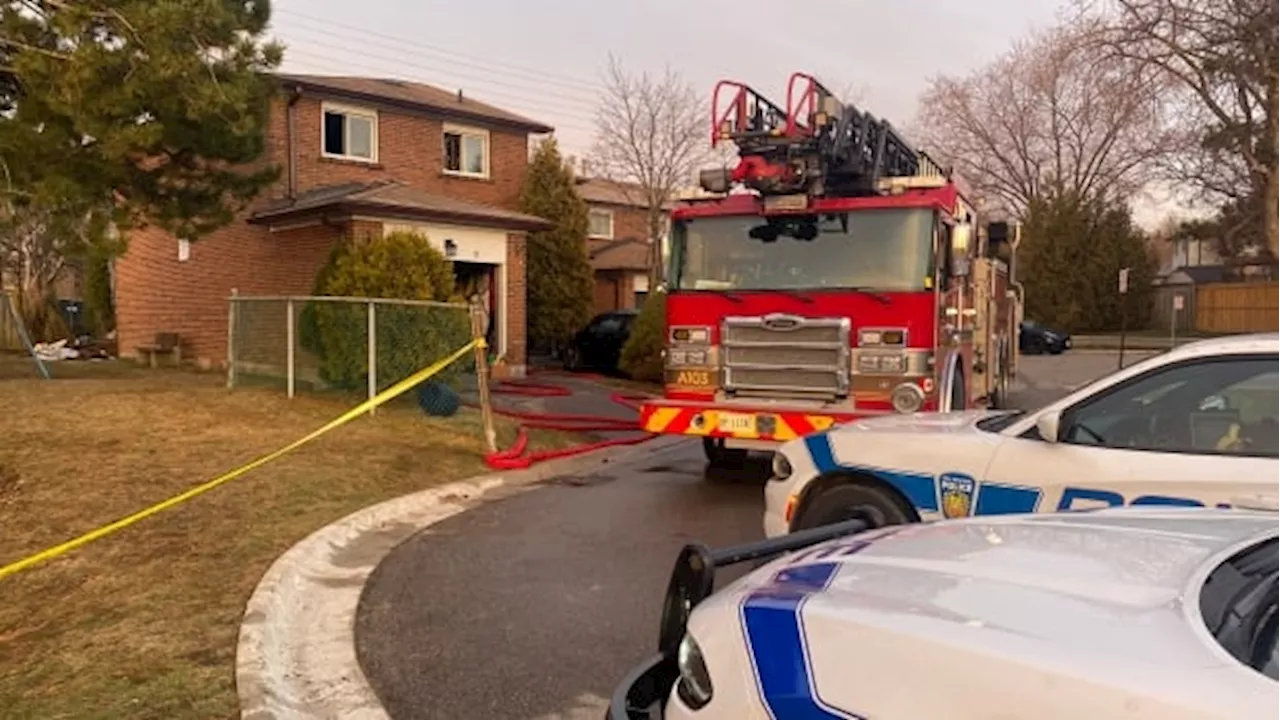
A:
0 356 578 719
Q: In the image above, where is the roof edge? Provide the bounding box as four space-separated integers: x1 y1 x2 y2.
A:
248 200 552 233
273 75 554 135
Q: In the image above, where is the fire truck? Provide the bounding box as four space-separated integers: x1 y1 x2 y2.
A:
639 72 1024 466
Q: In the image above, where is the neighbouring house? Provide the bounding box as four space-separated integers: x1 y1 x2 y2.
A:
113 73 554 377
573 176 671 313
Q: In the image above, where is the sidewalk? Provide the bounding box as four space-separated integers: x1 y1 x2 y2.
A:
1070 333 1208 351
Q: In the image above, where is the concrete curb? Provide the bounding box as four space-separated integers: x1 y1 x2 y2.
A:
235 435 687 720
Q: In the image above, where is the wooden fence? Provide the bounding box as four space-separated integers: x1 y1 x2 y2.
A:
1151 285 1197 333
1193 281 1279 333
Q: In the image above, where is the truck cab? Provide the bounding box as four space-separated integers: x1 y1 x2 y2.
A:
639 72 1021 467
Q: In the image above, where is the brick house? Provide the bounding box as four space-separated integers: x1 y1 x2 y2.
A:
114 74 553 377
573 176 671 313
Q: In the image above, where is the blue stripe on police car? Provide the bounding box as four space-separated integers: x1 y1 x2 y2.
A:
800 432 1225 516
739 562 866 720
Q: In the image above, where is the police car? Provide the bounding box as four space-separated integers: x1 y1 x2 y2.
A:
764 333 1278 537
608 507 1279 719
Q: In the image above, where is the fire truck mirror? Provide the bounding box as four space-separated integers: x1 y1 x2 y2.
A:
950 222 973 277
986 222 1013 263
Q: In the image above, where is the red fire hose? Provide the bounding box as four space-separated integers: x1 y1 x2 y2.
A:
468 371 657 470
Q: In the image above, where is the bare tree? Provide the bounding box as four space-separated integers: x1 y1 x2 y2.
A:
915 19 1172 217
1075 0 1279 253
590 55 711 284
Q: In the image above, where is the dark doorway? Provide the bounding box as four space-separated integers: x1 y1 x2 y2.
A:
453 261 499 356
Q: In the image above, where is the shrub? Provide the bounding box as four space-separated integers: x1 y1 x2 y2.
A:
619 289 666 382
298 231 472 392
518 138 594 352
1021 192 1157 332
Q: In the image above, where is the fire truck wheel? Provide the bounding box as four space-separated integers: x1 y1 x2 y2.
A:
948 368 967 412
702 437 749 468
791 482 915 533
991 342 1011 409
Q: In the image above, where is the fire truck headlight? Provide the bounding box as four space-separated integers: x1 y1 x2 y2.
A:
670 326 711 344
891 383 925 414
668 349 709 367
879 354 906 373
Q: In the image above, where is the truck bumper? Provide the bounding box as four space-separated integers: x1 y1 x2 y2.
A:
639 399 875 445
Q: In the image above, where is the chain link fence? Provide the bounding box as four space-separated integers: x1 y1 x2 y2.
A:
227 295 478 406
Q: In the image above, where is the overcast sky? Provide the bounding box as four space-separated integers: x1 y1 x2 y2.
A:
270 0 1177 226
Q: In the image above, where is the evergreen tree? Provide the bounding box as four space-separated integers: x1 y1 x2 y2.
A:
1020 192 1157 332
0 0 283 241
518 138 594 351
619 289 666 382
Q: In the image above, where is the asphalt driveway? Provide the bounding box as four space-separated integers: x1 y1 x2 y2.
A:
354 353 1132 719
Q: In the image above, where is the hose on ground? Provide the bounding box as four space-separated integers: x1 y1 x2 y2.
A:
466 371 657 470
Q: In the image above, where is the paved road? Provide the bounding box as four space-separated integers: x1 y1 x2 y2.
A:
354 352 1148 720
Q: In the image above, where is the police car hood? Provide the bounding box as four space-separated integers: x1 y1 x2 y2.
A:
833 408 1004 435
696 509 1279 718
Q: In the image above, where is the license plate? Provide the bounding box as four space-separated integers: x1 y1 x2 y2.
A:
717 412 755 433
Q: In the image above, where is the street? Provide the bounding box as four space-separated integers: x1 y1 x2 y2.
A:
353 351 1156 720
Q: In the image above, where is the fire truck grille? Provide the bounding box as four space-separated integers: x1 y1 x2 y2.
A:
721 316 850 397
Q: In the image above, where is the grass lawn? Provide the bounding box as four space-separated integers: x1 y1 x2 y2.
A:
0 355 580 719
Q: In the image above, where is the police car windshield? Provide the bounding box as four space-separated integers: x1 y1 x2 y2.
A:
669 208 933 292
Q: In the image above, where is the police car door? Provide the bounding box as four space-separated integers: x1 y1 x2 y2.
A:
981 351 1278 513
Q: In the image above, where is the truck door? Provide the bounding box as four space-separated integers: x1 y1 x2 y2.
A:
981 352 1278 512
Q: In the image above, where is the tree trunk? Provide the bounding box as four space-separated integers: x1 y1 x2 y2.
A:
648 208 665 289
1264 80 1274 258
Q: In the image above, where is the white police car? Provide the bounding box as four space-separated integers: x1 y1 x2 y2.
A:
608 507 1278 719
765 333 1278 537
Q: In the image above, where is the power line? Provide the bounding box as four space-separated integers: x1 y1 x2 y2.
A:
279 30 600 117
272 7 604 96
280 46 600 139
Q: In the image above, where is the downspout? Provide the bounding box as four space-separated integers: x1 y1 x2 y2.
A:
286 85 302 201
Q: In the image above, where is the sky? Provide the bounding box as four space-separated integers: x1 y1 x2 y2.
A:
269 0 1174 227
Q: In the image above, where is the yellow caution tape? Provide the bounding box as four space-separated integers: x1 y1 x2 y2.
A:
0 339 481 582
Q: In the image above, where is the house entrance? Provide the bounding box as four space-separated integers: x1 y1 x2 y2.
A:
453 261 499 356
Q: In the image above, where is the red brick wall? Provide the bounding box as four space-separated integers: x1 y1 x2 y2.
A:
273 94 530 209
116 88 534 368
607 205 652 242
114 222 340 367
503 233 527 377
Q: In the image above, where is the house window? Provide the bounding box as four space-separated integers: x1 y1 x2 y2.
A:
322 103 377 162
588 208 614 239
177 238 191 262
443 125 489 177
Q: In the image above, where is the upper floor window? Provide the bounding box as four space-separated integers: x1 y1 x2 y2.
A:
323 102 377 162
588 208 614 239
443 124 489 178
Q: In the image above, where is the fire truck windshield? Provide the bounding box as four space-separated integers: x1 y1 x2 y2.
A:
670 208 934 292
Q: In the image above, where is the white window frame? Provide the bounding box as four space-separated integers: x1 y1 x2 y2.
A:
442 123 490 178
321 102 379 163
588 207 615 239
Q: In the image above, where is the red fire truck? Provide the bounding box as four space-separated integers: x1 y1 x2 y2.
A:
639 72 1023 466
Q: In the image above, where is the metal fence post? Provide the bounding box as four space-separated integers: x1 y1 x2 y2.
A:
367 299 377 416
226 288 238 388
286 297 296 398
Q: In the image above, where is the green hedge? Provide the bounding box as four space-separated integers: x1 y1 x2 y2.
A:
298 231 471 392
619 289 665 382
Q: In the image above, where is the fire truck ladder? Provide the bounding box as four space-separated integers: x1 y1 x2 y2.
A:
708 72 941 198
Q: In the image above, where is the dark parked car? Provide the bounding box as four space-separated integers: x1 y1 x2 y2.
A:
1019 320 1072 354
563 309 638 373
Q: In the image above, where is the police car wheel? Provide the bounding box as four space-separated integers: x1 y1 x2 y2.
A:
792 483 913 532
